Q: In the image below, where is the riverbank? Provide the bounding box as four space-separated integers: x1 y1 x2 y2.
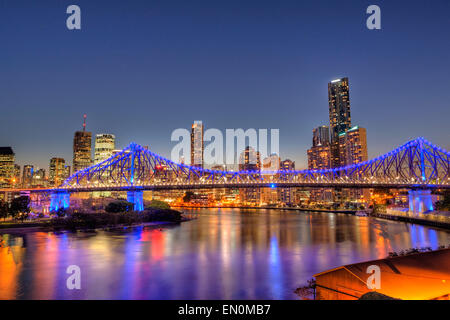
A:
172 205 356 214
0 208 188 233
370 212 450 230
174 205 450 230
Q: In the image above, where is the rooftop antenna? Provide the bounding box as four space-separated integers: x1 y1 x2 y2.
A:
83 114 87 132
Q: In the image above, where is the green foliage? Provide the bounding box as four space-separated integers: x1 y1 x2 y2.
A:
105 200 134 213
10 196 30 220
146 200 170 210
48 208 183 231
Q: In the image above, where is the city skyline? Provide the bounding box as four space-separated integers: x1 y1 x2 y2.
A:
1 1 450 171
1 1 450 304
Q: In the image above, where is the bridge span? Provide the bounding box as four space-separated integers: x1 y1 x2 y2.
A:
1 137 449 214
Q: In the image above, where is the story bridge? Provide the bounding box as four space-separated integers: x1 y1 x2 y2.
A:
3 137 450 213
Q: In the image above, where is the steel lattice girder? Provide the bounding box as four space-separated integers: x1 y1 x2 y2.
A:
61 137 450 189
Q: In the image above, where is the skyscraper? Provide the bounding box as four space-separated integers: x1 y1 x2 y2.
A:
313 126 330 147
22 165 34 188
307 145 331 170
279 159 296 205
73 115 92 173
261 154 280 205
338 126 368 166
239 146 261 206
49 157 66 186
190 121 204 168
13 164 21 187
32 168 46 187
308 125 331 170
0 147 15 188
338 126 369 202
64 165 71 180
307 126 332 203
328 78 351 167
94 134 115 164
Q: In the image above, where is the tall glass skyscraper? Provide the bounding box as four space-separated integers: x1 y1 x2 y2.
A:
0 147 15 188
49 157 66 186
312 126 330 147
328 78 351 167
94 134 116 164
22 165 33 188
190 121 204 168
73 115 92 173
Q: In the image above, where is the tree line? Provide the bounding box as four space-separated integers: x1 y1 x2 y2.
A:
0 196 31 222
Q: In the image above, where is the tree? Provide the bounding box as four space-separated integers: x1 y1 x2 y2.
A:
294 279 316 300
55 207 67 218
0 200 8 221
9 196 30 222
435 191 450 211
183 191 194 203
105 200 133 213
146 200 170 210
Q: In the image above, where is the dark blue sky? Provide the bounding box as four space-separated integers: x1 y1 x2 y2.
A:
1 0 449 170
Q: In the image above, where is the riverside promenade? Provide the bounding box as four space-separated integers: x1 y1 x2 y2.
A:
370 209 450 230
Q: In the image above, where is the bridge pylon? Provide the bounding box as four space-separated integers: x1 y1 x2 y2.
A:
408 189 434 215
127 190 144 212
50 191 70 212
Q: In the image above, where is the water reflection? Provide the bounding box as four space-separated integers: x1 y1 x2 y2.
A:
0 208 449 299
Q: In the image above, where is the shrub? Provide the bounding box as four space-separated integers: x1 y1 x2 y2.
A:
105 201 133 213
146 200 170 210
10 196 30 221
143 208 182 222
46 208 183 231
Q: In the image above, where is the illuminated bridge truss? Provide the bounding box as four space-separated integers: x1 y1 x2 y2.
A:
56 137 450 192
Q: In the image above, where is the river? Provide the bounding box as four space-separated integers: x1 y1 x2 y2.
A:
1 208 449 299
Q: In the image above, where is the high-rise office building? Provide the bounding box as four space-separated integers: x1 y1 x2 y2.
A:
307 145 331 170
313 126 330 147
49 157 66 186
307 126 332 203
239 146 261 205
13 164 21 186
190 121 204 168
73 115 92 173
280 159 295 171
64 165 71 180
94 134 115 164
261 154 280 172
261 154 280 205
239 146 261 171
22 165 34 188
0 147 15 188
328 78 351 167
93 134 115 198
338 126 368 166
338 126 369 202
279 159 295 205
308 125 331 169
32 168 46 187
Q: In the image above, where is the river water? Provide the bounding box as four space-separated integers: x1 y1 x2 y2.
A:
1 208 449 299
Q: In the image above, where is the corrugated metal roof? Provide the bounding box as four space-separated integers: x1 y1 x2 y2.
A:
314 248 450 300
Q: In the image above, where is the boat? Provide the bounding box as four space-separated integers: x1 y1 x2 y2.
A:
355 211 368 217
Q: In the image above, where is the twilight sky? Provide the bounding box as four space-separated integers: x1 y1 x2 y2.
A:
0 0 449 170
